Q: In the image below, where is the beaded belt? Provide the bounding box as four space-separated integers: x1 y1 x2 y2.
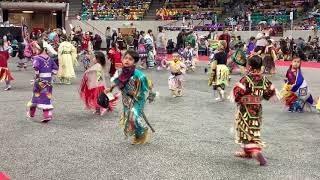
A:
241 95 261 104
61 51 71 55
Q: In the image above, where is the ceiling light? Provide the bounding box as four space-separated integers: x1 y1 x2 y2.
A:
22 11 34 14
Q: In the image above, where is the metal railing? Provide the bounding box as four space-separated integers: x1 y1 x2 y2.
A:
81 20 104 36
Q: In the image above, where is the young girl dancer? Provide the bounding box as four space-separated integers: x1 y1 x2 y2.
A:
0 39 13 91
262 40 277 74
27 41 58 122
80 51 118 116
208 42 230 101
108 42 122 77
80 32 92 70
138 31 148 69
166 53 187 97
232 55 276 166
24 37 33 63
107 50 155 145
182 44 196 71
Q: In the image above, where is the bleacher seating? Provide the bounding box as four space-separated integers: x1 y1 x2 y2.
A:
246 0 308 25
223 0 312 27
77 0 313 24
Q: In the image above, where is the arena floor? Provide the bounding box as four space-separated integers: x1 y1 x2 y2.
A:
0 58 320 179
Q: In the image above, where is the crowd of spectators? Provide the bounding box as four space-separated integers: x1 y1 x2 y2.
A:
156 0 223 21
223 0 316 30
79 0 151 21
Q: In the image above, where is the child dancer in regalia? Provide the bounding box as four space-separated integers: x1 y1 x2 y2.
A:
182 44 196 71
204 40 220 73
280 56 314 112
230 43 246 74
138 31 148 69
108 42 122 77
12 40 27 70
145 30 155 69
262 40 277 74
316 97 320 112
208 42 230 101
24 37 34 63
166 53 187 97
80 32 92 70
246 37 256 56
80 51 118 116
0 39 13 91
232 55 276 166
27 41 58 122
106 50 155 145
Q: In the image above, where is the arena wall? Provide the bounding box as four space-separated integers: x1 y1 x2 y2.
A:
68 20 320 49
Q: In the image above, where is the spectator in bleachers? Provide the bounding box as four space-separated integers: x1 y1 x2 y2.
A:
80 0 151 21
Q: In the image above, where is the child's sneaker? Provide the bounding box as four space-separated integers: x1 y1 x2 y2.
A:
26 111 34 119
93 110 100 115
252 151 267 166
4 85 11 91
41 118 52 123
100 108 107 116
287 106 294 112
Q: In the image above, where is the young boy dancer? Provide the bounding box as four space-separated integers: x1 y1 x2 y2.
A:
232 55 276 166
281 56 314 112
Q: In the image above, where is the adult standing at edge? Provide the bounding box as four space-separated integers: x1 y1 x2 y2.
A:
112 29 118 47
176 29 185 51
155 26 167 70
105 26 112 52
57 35 77 85
218 29 231 54
145 30 155 68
